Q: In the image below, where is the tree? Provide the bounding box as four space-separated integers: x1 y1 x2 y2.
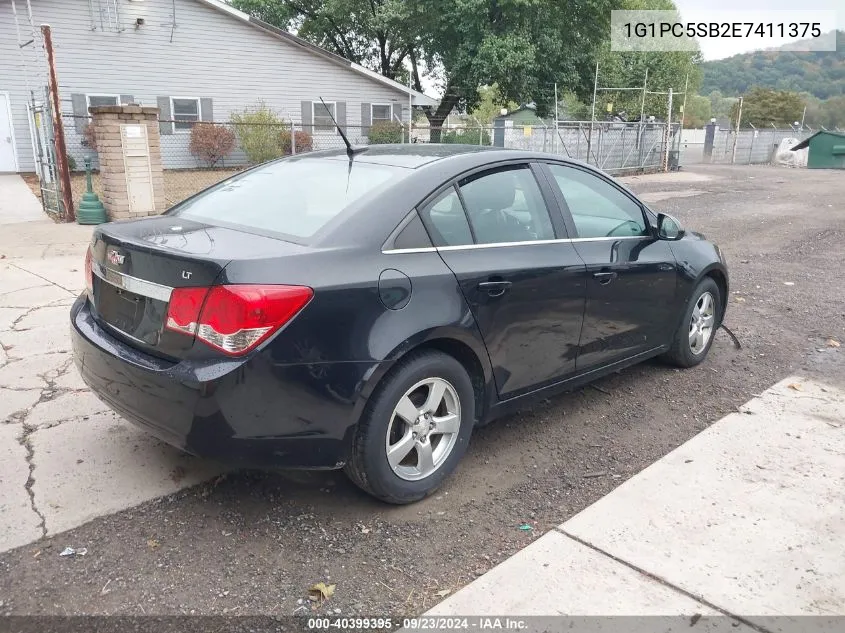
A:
708 90 736 120
233 0 614 140
409 0 612 138
731 87 806 128
683 95 711 128
471 84 518 125
231 0 416 80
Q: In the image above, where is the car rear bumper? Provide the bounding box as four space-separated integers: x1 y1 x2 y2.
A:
71 295 380 469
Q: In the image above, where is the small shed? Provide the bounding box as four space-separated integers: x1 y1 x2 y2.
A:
790 130 845 169
496 103 549 126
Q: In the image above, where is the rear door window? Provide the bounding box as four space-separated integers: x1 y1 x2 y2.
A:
171 157 409 241
458 166 556 244
419 187 474 247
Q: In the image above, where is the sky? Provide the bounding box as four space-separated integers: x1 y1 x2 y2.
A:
673 0 842 60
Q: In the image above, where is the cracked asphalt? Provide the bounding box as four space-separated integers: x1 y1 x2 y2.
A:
0 164 842 618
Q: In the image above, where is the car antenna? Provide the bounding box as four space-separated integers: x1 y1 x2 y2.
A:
319 97 367 160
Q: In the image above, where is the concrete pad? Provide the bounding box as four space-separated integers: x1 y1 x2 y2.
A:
0 263 49 294
0 388 42 423
25 391 110 429
0 307 29 332
52 365 87 391
0 284 75 309
1 324 72 359
0 424 43 553
0 223 92 260
12 304 74 331
13 258 86 294
30 411 223 536
429 531 723 616
0 353 69 389
0 175 43 225
562 377 845 625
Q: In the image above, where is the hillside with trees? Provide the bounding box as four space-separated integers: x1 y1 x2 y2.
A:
700 31 845 100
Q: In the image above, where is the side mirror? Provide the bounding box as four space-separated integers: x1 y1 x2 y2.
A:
657 213 684 240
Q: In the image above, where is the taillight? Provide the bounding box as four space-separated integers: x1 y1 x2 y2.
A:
84 246 93 295
165 285 313 356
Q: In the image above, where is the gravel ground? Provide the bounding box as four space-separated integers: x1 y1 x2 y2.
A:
1 163 843 618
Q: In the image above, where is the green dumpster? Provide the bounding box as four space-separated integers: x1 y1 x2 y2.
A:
790 130 845 169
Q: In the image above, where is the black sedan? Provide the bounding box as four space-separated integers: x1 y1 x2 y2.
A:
71 145 728 504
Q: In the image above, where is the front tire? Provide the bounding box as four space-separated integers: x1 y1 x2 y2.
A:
662 277 721 368
345 351 475 504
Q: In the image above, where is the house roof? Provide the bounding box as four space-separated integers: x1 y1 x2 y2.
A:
196 0 437 107
791 130 845 151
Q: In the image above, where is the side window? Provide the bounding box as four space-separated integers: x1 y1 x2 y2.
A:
547 164 647 238
459 166 555 245
419 187 473 247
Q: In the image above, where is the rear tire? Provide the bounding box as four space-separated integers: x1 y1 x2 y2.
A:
662 277 721 368
345 351 475 504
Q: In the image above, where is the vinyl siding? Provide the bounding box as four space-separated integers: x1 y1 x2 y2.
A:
0 0 412 171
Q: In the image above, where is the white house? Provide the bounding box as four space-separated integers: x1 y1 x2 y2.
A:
0 0 437 172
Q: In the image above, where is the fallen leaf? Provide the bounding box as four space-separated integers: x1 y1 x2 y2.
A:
734 297 746 303
826 339 840 348
147 539 160 549
787 383 802 391
434 589 451 597
309 582 336 601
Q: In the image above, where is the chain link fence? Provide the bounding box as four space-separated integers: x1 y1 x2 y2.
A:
54 111 815 213
679 127 813 166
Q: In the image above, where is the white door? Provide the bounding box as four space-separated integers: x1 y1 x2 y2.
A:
0 93 18 172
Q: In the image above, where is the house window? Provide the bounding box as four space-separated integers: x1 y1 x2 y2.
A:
172 98 201 131
372 104 392 124
313 101 336 133
86 94 120 110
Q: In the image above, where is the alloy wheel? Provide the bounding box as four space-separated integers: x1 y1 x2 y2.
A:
385 377 461 481
689 291 716 355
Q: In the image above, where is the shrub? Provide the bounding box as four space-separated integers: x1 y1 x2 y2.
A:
82 123 97 152
368 120 403 144
279 129 313 155
67 155 77 171
441 128 491 146
230 102 285 165
189 123 236 167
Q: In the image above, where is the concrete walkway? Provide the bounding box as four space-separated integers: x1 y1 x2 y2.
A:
0 187 223 554
0 174 44 225
428 377 845 627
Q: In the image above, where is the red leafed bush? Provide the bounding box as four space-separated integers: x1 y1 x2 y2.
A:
279 129 313 155
189 123 236 167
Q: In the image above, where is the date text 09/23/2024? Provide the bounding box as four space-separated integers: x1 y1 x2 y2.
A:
307 617 528 630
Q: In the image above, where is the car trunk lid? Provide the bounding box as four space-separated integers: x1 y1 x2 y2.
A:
89 216 300 359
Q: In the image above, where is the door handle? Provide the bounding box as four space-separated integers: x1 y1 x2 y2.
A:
477 280 512 297
593 271 618 285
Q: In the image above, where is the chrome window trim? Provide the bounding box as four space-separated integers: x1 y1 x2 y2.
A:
92 263 173 302
382 235 649 254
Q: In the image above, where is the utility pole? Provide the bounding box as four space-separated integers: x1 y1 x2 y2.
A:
662 88 673 171
800 105 806 130
554 82 559 154
639 67 648 123
41 24 74 222
731 96 743 165
587 61 598 165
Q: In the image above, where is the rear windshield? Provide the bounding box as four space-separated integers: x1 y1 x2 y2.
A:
170 157 408 240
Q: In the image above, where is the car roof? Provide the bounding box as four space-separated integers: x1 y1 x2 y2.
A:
312 144 548 169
